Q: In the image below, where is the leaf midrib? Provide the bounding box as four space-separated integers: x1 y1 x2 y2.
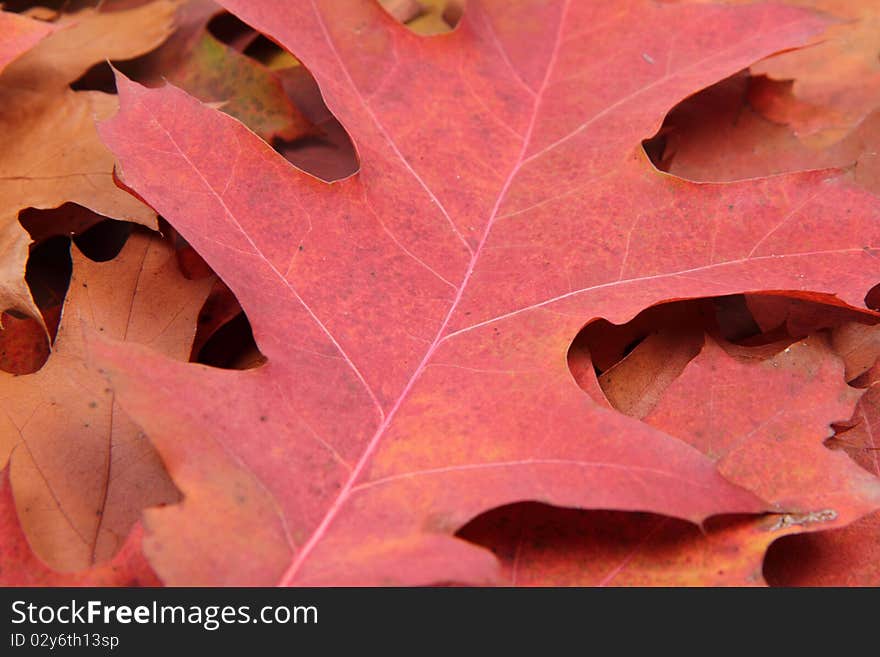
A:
274 0 572 585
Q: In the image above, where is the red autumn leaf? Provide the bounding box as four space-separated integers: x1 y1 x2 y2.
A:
92 0 880 586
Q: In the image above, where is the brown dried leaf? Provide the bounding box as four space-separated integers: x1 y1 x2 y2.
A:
0 2 175 317
0 232 211 571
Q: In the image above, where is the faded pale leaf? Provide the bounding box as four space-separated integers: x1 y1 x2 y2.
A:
0 232 211 571
0 468 159 586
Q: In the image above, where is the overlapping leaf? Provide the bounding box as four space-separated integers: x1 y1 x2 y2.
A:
0 10 53 75
0 232 211 571
650 71 880 195
0 2 175 318
0 469 159 586
766 356 880 585
526 330 880 586
0 0 875 588
644 336 880 523
121 0 312 143
748 0 880 144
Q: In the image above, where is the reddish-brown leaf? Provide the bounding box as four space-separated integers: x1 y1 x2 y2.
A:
746 293 879 339
120 0 312 143
644 336 880 526
748 0 880 145
830 322 880 381
0 312 49 375
597 325 704 419
764 511 880 586
274 65 359 181
765 362 880 585
18 204 114 243
539 333 880 586
380 0 459 35
93 0 880 585
651 72 861 182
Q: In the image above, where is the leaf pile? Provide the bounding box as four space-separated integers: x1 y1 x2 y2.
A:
2 0 880 586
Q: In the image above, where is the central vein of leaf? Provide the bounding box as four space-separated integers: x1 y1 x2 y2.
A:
277 0 571 585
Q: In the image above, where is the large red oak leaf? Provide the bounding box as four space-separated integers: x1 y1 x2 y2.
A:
96 0 880 585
